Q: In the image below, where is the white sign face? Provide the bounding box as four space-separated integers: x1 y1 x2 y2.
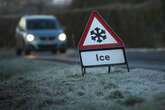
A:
80 49 125 66
83 17 117 46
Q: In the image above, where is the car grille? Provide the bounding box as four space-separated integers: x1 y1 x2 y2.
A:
39 37 55 41
38 45 57 50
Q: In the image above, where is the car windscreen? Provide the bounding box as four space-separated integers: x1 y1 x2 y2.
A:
26 19 60 30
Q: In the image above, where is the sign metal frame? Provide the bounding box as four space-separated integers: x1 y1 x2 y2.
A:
79 47 129 76
78 11 129 76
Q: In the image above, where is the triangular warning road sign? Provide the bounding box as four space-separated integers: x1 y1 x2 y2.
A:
79 11 124 50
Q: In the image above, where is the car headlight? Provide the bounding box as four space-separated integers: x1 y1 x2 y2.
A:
26 34 35 42
58 33 66 41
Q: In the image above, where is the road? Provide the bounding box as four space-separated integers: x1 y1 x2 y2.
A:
25 49 165 72
127 50 165 71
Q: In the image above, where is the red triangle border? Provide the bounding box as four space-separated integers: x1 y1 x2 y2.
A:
79 10 124 50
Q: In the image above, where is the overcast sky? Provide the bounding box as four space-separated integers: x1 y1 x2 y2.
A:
51 0 72 6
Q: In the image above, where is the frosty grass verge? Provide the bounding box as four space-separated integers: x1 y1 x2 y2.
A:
0 57 165 110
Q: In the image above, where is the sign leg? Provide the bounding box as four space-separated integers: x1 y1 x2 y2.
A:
126 63 130 72
81 67 84 76
123 48 130 72
108 66 111 73
82 67 86 76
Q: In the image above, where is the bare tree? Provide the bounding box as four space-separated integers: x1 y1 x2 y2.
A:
160 0 165 20
0 0 50 14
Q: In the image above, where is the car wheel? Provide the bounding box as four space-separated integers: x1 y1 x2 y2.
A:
16 49 22 56
24 50 31 55
59 48 66 53
51 49 57 54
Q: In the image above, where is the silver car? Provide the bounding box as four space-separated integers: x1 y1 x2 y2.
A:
15 15 67 55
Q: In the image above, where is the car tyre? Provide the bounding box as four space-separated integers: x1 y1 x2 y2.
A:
16 49 22 56
59 48 66 54
51 49 57 54
24 50 31 55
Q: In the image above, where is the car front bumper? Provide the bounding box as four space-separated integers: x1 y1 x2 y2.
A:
25 40 67 51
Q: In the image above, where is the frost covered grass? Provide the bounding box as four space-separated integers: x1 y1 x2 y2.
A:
0 56 165 110
0 56 54 81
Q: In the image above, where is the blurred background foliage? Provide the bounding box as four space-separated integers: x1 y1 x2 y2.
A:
72 0 147 8
0 0 164 48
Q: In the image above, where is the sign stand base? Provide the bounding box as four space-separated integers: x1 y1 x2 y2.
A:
81 64 129 76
